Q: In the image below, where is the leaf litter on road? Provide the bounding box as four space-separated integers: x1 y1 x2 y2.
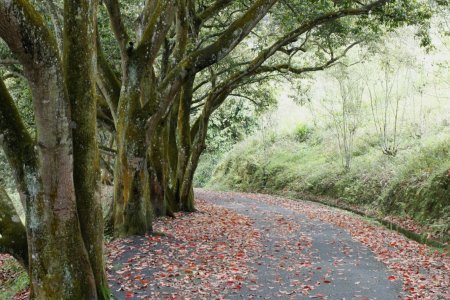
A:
107 191 449 299
107 200 262 299
215 191 449 300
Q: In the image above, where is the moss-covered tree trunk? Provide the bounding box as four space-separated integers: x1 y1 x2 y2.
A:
175 76 196 212
179 113 209 212
64 0 109 297
147 110 178 217
148 123 170 217
0 1 102 298
113 62 152 236
162 104 179 214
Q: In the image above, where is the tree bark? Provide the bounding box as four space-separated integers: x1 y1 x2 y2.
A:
113 68 152 236
148 123 169 217
180 112 210 212
0 1 99 298
175 76 195 211
64 0 109 298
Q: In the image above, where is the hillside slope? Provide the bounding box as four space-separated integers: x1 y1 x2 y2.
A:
206 128 450 240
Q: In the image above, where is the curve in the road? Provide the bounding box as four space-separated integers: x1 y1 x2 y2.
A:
198 190 402 300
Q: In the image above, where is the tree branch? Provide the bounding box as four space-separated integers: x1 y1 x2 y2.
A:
193 0 279 71
0 77 36 208
103 0 130 57
43 0 64 55
96 36 121 123
256 41 362 75
197 0 234 24
193 61 250 92
203 0 388 113
0 59 20 65
0 187 28 269
160 0 279 91
135 0 175 64
229 93 263 107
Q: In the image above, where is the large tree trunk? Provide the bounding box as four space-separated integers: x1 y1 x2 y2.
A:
113 66 152 236
0 1 100 298
64 0 109 298
148 125 169 217
163 105 179 214
0 187 28 269
175 76 196 212
179 114 209 212
147 116 176 217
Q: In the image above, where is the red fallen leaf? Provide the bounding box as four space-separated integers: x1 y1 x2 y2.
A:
233 284 242 289
388 275 396 281
323 280 331 284
125 291 133 299
235 252 245 258
235 275 244 281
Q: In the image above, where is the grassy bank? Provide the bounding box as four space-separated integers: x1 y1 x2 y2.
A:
205 127 449 242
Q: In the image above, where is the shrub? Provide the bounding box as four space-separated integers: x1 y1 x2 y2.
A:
293 123 312 142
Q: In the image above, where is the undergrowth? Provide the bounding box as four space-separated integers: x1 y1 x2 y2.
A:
205 127 450 237
0 255 28 299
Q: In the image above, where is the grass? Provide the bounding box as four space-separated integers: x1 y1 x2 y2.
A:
204 125 450 240
0 255 28 299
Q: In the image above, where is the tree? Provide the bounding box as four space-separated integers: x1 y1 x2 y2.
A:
323 67 365 170
365 41 416 156
0 0 107 298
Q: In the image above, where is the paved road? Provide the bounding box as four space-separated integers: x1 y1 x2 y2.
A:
197 190 402 300
110 190 403 299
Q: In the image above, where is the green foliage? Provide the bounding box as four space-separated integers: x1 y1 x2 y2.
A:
293 123 312 142
380 139 450 221
208 127 449 227
0 151 13 190
194 152 223 187
205 97 261 154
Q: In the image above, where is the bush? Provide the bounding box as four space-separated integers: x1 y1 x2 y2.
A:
293 123 312 142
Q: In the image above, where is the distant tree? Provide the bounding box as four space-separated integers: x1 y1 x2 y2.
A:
322 67 365 170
